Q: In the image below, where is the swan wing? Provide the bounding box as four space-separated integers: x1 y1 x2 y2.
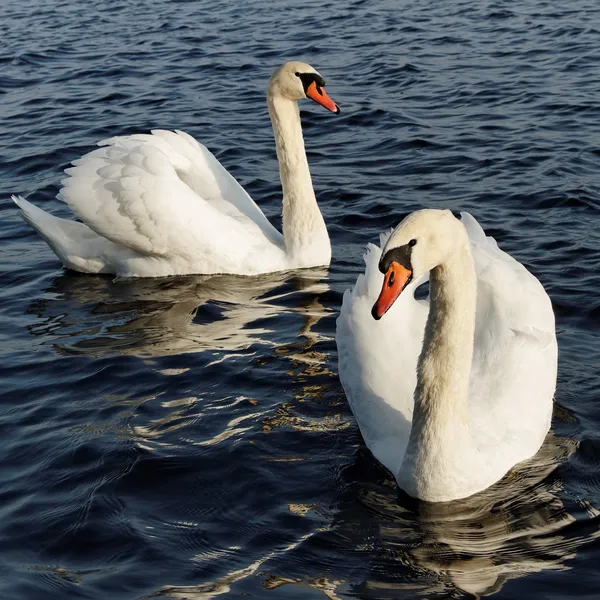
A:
462 213 557 458
58 130 284 274
336 230 428 475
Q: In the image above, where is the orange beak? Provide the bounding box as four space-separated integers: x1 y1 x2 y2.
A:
372 262 413 320
306 80 340 114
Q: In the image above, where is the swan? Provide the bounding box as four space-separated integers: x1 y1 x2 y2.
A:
336 209 557 502
12 61 339 277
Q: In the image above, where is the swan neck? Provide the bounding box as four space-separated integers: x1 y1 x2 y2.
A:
415 244 477 422
267 94 329 264
397 239 478 500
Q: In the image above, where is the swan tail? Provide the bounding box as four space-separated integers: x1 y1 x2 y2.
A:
13 195 68 244
12 195 114 273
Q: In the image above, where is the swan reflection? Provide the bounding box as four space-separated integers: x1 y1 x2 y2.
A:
210 431 595 599
341 430 600 599
28 268 329 358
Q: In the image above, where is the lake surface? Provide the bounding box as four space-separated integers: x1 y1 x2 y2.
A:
2 0 600 597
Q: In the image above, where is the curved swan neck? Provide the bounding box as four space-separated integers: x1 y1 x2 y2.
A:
267 94 330 264
398 237 479 500
415 244 477 421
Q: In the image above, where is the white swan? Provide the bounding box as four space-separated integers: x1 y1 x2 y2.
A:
336 209 557 502
12 61 339 277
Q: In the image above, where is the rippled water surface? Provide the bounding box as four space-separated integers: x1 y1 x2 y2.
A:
3 0 600 598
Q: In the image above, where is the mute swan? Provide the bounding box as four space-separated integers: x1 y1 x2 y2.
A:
12 61 339 277
336 209 557 502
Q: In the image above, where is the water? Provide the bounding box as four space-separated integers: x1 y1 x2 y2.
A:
2 0 600 597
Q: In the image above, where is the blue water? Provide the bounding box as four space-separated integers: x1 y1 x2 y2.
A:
2 0 600 597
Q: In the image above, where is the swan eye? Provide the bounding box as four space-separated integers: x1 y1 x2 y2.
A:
295 72 300 77
408 239 417 247
388 270 395 286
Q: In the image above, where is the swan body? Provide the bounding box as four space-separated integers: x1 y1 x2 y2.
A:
336 210 557 502
12 62 339 277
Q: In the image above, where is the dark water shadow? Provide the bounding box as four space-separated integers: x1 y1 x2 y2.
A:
26 268 330 358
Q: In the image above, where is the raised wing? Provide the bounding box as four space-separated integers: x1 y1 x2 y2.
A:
461 212 557 455
58 130 283 271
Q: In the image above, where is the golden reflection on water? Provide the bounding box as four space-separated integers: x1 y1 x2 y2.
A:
30 266 347 453
143 532 343 600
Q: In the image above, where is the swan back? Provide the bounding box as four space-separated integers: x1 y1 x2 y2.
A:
57 130 286 276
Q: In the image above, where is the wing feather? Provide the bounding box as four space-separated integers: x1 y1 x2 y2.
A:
58 130 284 272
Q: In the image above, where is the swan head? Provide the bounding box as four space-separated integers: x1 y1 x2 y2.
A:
268 61 340 114
372 209 468 320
